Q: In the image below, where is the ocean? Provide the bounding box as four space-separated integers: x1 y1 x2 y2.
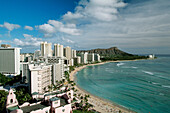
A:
75 55 170 113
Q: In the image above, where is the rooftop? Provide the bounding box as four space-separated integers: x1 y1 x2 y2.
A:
44 91 61 96
7 106 19 112
49 97 60 101
60 98 68 106
32 92 39 95
21 104 49 113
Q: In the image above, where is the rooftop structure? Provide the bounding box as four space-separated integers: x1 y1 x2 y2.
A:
20 103 50 113
1 44 11 48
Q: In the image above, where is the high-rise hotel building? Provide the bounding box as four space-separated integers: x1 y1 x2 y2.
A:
0 45 21 75
40 42 52 57
64 46 72 60
54 44 63 57
28 64 52 94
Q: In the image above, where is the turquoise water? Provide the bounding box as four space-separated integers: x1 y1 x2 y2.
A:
75 55 170 113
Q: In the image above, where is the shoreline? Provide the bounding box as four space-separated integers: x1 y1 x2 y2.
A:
70 60 142 113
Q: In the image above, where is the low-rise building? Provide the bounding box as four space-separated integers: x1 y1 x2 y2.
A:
6 89 73 113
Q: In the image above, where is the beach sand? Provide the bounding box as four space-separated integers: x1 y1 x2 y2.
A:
70 61 137 113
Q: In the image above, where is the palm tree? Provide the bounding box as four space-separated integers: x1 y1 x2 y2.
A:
48 85 52 92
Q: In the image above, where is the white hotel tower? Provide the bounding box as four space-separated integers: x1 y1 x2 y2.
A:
0 45 21 75
54 44 63 57
40 42 52 57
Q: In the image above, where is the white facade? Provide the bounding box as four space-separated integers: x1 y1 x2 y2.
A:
72 50 77 58
64 46 72 66
81 52 88 64
149 54 155 59
46 57 65 84
29 64 52 94
0 47 21 75
64 46 72 60
40 42 52 57
94 54 101 62
52 64 63 84
88 53 95 63
70 58 74 66
54 44 63 57
73 56 81 65
20 54 25 62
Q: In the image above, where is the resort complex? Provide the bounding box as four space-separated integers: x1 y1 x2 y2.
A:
0 43 101 113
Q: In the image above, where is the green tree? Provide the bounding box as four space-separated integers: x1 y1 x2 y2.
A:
0 90 8 112
15 86 32 105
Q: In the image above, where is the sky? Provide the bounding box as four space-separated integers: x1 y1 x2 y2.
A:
0 0 170 54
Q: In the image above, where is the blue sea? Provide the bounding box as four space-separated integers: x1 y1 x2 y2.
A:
75 55 170 113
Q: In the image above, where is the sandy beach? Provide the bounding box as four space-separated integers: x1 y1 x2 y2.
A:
70 60 138 113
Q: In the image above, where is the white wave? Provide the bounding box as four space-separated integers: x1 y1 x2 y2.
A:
159 93 164 96
117 63 125 67
142 70 154 75
131 66 138 69
162 85 170 88
151 82 159 85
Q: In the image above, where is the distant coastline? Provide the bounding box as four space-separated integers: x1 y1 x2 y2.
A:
69 59 148 113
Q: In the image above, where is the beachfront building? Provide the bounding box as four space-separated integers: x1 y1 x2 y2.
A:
22 56 66 91
73 56 81 65
72 49 77 58
94 54 101 62
54 43 64 57
28 64 52 94
0 46 21 75
6 89 73 113
64 46 72 60
40 42 52 57
88 53 95 63
52 63 63 83
64 46 74 66
149 54 155 59
46 57 65 82
80 52 88 64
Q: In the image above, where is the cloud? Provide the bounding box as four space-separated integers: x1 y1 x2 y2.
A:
24 26 34 30
0 40 1 43
0 22 20 31
62 37 75 44
60 0 170 54
37 20 81 37
0 22 21 36
63 0 127 22
14 34 42 47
